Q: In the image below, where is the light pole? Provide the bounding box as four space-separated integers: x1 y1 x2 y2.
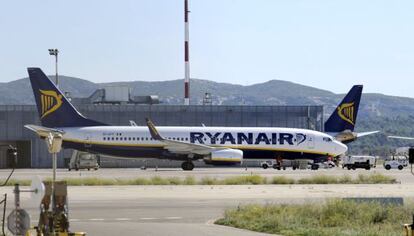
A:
48 49 59 87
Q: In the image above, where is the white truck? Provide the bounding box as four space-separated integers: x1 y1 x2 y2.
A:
342 155 376 170
68 151 100 171
383 156 408 170
260 160 303 170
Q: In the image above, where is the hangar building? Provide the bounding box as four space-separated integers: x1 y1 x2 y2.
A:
0 104 323 168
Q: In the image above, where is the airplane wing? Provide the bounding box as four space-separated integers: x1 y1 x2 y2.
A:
388 136 414 140
24 124 64 137
146 118 222 155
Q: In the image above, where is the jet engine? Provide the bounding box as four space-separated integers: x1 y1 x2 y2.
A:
205 148 243 164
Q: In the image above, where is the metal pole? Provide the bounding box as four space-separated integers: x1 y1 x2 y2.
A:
13 185 19 209
55 51 59 88
184 0 190 105
411 163 413 176
2 194 6 236
13 184 19 236
52 153 57 213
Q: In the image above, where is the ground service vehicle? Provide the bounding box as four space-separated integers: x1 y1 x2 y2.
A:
342 155 376 170
260 160 301 170
68 151 99 171
383 158 407 170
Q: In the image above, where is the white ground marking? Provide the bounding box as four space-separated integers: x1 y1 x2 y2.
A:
115 218 131 221
89 218 104 221
140 217 157 220
165 217 183 220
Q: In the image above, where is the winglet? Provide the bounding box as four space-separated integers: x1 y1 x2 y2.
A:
145 118 164 141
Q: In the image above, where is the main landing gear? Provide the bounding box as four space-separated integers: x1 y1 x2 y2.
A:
181 161 194 171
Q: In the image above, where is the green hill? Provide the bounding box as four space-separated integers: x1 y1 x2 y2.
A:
2 75 414 155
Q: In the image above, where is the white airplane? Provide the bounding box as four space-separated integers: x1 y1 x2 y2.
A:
25 68 347 170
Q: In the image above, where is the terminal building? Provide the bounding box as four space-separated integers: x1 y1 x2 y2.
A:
0 103 323 168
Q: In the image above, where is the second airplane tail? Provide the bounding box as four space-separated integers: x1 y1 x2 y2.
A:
28 68 106 128
324 85 363 133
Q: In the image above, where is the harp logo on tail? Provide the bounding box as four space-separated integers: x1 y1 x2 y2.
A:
40 90 63 119
337 102 355 125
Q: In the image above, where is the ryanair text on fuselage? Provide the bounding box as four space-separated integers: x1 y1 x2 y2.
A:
189 132 307 146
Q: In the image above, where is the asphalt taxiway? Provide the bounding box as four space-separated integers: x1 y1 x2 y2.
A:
2 183 413 236
1 167 413 235
2 166 414 184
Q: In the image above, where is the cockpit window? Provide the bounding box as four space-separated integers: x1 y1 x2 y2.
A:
323 137 332 142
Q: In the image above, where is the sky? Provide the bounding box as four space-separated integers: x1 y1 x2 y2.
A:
1 0 414 97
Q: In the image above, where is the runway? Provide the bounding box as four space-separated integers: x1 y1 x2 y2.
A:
1 168 413 235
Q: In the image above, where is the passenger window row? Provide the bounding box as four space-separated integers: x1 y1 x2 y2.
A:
102 136 189 141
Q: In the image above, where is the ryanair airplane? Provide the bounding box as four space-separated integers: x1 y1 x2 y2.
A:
25 68 347 170
324 85 379 143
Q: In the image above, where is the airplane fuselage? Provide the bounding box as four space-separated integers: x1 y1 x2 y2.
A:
58 126 347 162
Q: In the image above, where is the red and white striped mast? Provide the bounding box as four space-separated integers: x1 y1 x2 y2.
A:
184 0 190 105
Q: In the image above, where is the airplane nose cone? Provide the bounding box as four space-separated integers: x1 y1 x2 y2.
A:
334 141 348 156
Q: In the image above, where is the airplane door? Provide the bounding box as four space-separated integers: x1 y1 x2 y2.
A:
307 135 315 149
84 133 93 148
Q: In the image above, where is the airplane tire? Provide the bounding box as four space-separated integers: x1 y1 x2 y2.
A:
262 164 268 169
181 161 194 171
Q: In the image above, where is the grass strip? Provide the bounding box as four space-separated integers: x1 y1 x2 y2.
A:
0 173 396 186
215 199 413 236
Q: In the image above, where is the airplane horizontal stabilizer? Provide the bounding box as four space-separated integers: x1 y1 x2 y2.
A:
356 131 380 138
333 130 379 143
24 124 64 137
